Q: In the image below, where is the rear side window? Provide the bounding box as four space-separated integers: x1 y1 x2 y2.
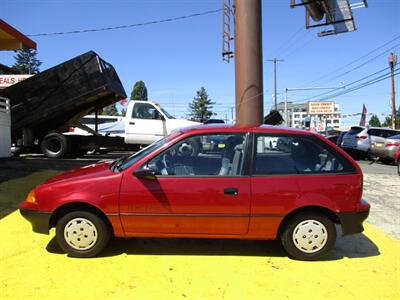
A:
253 135 356 175
367 129 400 138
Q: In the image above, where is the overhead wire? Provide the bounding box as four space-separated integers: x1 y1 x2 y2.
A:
294 66 393 103
303 35 400 86
27 9 222 37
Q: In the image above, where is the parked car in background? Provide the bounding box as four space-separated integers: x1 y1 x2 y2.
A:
326 135 339 144
337 131 348 147
370 134 400 164
20 125 369 261
341 126 400 159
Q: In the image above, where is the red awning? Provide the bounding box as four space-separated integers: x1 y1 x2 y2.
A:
0 19 36 50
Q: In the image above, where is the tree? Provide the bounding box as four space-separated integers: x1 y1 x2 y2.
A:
368 115 381 127
12 49 42 74
188 87 215 122
382 116 400 129
130 80 148 100
101 103 118 116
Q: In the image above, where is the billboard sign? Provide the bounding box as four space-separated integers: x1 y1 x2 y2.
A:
0 74 32 89
308 101 335 114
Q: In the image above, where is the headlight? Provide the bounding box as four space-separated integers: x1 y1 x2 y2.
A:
25 190 37 204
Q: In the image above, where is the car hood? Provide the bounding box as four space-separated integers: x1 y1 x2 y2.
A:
43 161 114 185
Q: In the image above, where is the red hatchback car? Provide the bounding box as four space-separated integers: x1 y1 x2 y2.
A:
20 125 370 260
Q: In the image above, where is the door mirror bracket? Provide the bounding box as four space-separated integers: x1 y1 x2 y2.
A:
133 169 157 180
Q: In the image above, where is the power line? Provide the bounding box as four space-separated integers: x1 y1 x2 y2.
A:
27 9 222 37
319 68 399 101
294 66 391 102
303 35 400 85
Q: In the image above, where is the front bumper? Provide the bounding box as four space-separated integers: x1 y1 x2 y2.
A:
337 200 370 235
20 208 51 234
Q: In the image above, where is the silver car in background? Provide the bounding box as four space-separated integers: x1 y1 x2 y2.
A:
341 126 400 158
370 134 400 163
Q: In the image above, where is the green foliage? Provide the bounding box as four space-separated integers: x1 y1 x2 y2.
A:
101 103 118 116
188 87 215 122
130 81 148 100
12 49 42 74
368 115 381 127
382 116 400 129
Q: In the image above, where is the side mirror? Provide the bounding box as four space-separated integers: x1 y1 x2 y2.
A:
133 169 157 180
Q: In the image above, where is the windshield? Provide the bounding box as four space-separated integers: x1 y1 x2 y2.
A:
116 130 183 171
160 107 175 119
117 138 167 171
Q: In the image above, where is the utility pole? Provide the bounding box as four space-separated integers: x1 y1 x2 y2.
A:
388 52 397 129
234 0 264 127
267 58 284 111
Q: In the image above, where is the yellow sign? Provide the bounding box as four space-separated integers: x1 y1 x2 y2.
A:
308 101 335 114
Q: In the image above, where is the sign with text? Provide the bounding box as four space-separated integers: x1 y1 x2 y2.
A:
308 101 335 114
0 74 33 88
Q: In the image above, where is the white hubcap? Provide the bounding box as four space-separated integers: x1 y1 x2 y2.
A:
64 218 98 250
292 219 328 253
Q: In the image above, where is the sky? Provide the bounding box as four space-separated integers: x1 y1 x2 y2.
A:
1 0 399 126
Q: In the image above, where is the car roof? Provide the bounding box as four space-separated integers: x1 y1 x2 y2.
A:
180 124 315 136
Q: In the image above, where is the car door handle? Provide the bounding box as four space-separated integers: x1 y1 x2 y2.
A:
224 188 238 196
129 122 135 125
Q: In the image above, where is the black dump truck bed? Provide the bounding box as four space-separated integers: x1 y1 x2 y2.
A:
0 51 127 139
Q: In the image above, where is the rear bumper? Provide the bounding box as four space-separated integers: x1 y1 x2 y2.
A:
20 208 51 234
337 200 370 235
371 147 396 159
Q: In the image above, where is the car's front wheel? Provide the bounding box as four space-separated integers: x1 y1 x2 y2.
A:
281 212 336 261
56 211 111 258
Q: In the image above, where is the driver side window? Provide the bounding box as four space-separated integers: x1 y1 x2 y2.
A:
141 133 247 176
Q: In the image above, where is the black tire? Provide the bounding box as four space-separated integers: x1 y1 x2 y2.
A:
56 211 111 258
41 133 70 158
281 212 336 261
397 160 400 176
379 157 393 165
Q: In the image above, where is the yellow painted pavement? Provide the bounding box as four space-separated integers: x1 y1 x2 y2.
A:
1 211 399 300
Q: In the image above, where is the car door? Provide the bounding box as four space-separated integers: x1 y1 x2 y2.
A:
119 132 251 235
125 102 166 144
249 133 360 237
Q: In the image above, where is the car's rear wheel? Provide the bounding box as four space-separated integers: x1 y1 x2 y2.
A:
281 212 336 261
397 160 400 176
56 211 111 258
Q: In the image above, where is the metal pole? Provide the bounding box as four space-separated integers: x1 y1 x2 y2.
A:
284 88 288 126
274 59 277 110
234 0 263 127
267 58 284 111
388 52 397 129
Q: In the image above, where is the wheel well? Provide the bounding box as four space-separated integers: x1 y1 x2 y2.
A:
277 206 340 237
49 202 113 232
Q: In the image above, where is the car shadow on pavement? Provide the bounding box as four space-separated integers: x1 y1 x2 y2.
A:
46 231 380 260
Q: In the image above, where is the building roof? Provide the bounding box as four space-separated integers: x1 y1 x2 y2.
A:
0 19 36 50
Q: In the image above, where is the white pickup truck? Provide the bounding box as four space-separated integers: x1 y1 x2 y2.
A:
124 100 199 145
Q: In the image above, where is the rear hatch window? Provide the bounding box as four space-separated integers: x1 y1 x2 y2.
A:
347 127 364 135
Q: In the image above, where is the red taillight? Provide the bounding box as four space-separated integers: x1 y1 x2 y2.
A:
68 127 75 132
356 136 368 140
386 143 400 147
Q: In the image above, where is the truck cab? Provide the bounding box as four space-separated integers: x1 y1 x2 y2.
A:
124 100 199 145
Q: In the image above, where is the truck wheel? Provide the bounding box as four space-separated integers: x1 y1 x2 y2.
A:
41 133 69 158
56 211 111 258
281 212 336 261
